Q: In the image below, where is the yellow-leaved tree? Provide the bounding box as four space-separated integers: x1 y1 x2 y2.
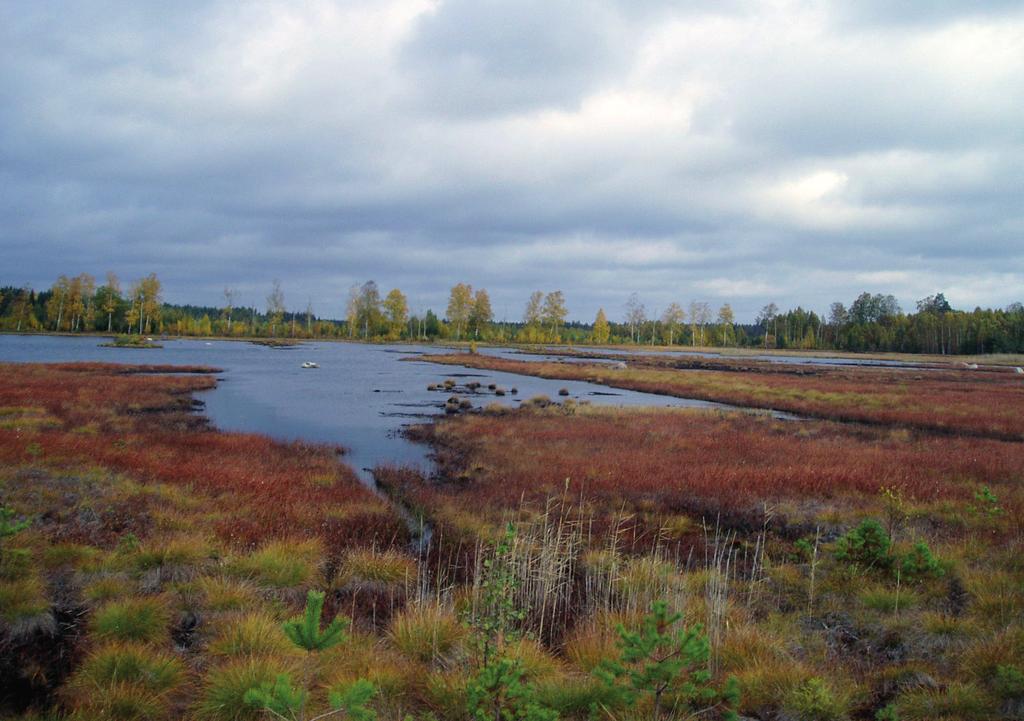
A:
592 308 610 344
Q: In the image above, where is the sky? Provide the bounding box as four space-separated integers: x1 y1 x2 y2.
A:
2 1 1023 323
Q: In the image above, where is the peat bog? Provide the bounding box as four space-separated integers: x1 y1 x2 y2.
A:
1 351 1023 721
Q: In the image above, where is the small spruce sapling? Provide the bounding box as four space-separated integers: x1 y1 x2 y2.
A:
595 600 739 720
969 485 1003 520
245 589 375 721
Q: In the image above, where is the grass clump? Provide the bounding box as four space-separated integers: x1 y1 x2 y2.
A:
564 616 625 673
0 574 50 623
195 657 296 721
197 575 261 612
388 602 466 664
42 543 101 570
208 613 296 658
895 682 997 720
336 547 416 589
135 536 214 571
84 575 134 603
70 683 172 720
859 585 918 613
70 642 185 693
230 538 322 589
91 597 171 644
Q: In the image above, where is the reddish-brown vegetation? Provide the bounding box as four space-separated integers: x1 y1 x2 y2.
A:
391 407 1024 550
420 353 1024 440
0 363 406 550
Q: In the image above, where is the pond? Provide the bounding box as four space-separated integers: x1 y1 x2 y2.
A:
0 335 751 487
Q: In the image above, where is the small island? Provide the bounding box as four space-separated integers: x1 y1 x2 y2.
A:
98 334 163 349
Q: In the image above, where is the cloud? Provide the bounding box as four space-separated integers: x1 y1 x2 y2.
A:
0 0 1022 322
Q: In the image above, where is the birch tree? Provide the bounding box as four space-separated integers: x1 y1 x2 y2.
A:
266 279 286 337
469 288 493 339
592 308 610 344
102 273 121 332
661 303 685 346
383 288 409 339
717 304 735 346
446 283 473 340
624 293 646 344
542 290 568 339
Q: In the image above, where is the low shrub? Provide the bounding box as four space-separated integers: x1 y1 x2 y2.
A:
421 670 468 720
834 519 891 572
993 664 1024 702
899 542 944 581
783 677 849 721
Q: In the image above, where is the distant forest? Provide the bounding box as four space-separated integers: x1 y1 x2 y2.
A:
2 273 1023 354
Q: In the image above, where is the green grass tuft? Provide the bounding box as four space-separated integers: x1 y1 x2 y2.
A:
195 656 297 721
91 597 171 644
0 574 50 623
71 642 185 693
208 613 296 658
388 603 465 664
229 538 322 589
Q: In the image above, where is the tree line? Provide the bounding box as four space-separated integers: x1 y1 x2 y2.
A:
2 275 1022 354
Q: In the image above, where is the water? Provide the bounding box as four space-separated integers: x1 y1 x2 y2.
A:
0 335 749 485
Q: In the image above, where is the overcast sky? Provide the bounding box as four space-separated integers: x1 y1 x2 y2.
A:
2 1 1022 322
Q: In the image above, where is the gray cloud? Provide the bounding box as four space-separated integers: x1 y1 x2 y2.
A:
1 0 1022 322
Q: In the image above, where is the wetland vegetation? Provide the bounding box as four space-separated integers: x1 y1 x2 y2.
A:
0 343 1022 721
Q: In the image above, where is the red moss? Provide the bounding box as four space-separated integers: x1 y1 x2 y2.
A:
400 408 1024 549
0 363 407 550
421 354 1024 441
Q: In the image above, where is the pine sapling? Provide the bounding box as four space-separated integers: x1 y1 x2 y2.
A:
595 600 739 720
245 589 374 721
283 589 349 652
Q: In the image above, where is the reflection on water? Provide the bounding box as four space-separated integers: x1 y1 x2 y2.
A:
0 335 746 486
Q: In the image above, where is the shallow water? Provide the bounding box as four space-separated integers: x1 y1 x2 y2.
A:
0 335 749 486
